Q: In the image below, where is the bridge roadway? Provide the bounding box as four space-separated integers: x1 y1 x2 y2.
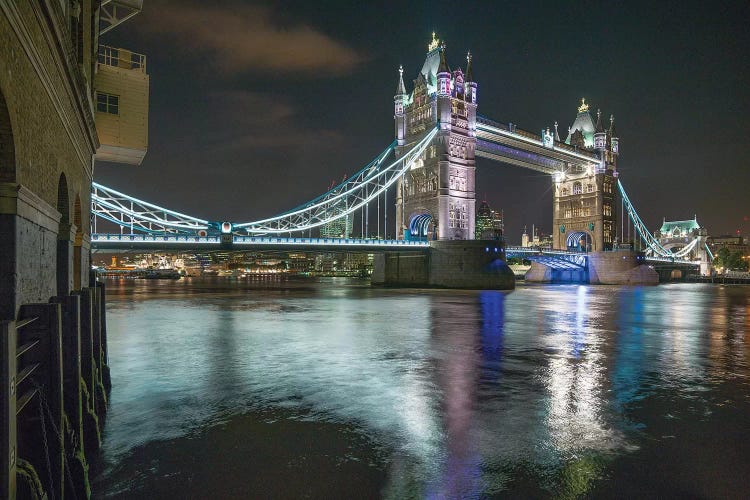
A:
92 234 700 269
90 233 431 252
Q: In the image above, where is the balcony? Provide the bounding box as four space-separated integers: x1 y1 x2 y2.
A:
94 45 149 165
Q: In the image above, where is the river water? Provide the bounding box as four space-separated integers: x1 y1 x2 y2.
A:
90 278 750 498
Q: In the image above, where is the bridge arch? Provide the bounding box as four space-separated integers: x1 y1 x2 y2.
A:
408 211 435 241
565 230 593 252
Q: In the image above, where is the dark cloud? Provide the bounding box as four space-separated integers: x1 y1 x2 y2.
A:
136 2 365 76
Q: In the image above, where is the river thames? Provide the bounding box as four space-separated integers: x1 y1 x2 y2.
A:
90 278 750 498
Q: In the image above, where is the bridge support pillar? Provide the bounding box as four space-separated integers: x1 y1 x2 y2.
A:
525 250 659 285
373 240 515 289
587 251 658 285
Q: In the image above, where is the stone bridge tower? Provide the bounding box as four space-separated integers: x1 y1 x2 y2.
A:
552 100 619 251
395 34 477 240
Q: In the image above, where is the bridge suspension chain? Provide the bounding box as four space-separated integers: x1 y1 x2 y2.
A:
92 182 209 234
234 128 438 234
617 179 675 259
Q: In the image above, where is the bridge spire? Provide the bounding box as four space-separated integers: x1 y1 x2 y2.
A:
438 43 450 74
396 65 406 95
594 108 606 151
465 51 474 82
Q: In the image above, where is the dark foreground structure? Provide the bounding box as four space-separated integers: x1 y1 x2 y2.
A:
0 2 146 497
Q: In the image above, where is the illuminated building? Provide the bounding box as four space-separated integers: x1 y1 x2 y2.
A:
475 201 504 239
395 33 478 240
552 102 619 251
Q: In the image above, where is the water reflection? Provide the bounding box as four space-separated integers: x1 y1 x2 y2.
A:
94 280 750 498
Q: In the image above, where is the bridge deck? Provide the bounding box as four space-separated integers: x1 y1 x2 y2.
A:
91 233 431 252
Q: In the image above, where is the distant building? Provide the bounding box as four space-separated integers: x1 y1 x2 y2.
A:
521 225 552 248
475 201 504 239
707 234 749 257
319 202 353 238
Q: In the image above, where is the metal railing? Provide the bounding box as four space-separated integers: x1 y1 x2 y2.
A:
97 45 147 72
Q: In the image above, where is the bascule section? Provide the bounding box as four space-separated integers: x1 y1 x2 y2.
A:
394 34 478 241
552 102 619 252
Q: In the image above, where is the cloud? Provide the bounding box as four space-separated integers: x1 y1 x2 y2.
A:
205 90 344 151
138 2 365 75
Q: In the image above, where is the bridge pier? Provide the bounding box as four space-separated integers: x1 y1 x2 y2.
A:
525 262 589 283
525 250 658 285
372 240 515 289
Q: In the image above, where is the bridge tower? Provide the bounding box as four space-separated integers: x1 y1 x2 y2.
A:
654 217 710 273
552 101 619 251
395 34 477 240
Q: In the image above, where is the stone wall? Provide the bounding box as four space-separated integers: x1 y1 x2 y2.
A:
525 250 659 285
0 2 96 319
587 251 659 285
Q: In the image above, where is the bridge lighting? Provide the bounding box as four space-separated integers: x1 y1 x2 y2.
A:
554 171 565 183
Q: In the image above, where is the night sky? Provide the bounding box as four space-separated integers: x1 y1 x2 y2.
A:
96 0 750 242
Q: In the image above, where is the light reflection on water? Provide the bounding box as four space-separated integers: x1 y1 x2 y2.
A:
94 278 750 498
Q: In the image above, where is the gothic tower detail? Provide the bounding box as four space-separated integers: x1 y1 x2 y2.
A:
552 99 620 251
395 34 478 240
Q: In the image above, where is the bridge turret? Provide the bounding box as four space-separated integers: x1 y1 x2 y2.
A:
609 114 619 156
465 51 477 105
437 45 451 97
394 65 407 145
594 108 606 152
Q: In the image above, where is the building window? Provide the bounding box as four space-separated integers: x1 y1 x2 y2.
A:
586 184 594 193
603 203 612 217
97 92 119 115
562 187 569 196
449 203 456 228
573 182 582 195
603 180 613 194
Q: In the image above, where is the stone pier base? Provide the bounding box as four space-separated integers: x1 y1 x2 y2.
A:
373 240 515 289
524 250 659 285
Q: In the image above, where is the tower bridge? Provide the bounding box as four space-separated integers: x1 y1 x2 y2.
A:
91 33 707 285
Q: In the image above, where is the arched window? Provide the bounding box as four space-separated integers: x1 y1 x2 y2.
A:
573 182 582 195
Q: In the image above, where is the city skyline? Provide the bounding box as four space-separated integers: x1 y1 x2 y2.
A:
95 0 749 240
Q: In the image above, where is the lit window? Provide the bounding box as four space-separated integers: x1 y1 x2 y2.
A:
97 92 119 115
573 182 582 195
